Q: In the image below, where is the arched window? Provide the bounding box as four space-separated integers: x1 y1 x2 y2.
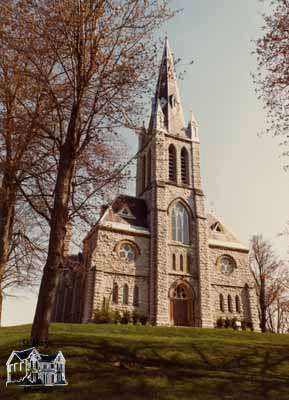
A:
168 144 177 182
147 149 152 185
172 254 176 270
123 284 129 305
219 294 224 312
133 285 139 306
228 295 233 313
181 147 189 184
186 254 190 273
171 202 190 244
112 283 118 304
235 295 241 313
142 154 146 191
180 254 184 271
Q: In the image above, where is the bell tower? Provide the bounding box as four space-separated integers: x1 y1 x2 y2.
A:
136 39 213 327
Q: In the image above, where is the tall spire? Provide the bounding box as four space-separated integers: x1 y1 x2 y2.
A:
149 38 186 135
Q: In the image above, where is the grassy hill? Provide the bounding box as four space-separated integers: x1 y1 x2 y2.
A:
1 324 289 399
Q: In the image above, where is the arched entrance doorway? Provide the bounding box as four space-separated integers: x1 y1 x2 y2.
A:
169 281 195 326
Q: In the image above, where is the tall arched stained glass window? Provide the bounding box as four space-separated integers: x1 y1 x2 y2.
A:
171 202 190 244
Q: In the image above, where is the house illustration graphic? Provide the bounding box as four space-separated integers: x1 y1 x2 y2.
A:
6 347 67 386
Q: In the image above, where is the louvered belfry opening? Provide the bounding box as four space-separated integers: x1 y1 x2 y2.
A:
168 144 176 182
181 147 188 184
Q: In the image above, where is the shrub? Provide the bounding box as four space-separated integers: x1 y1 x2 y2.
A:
216 317 225 328
224 317 232 328
241 319 247 331
113 310 122 324
132 311 140 325
121 310 131 324
139 315 148 325
231 317 237 330
241 320 254 331
92 309 114 324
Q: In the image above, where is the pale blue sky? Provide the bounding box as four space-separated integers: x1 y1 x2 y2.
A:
3 0 288 326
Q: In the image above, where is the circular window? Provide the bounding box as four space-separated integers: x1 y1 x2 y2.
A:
118 242 137 262
219 256 235 275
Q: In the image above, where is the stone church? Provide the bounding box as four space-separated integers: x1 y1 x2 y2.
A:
52 40 259 330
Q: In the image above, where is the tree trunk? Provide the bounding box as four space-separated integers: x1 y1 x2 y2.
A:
260 277 266 333
0 171 16 327
30 114 77 345
0 289 3 327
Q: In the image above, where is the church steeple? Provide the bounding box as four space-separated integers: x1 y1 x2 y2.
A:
149 38 186 135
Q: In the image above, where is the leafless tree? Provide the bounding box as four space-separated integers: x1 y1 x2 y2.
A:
4 0 174 344
249 234 289 332
0 0 54 325
254 0 289 168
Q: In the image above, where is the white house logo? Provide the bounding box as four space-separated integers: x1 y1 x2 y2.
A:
6 347 67 387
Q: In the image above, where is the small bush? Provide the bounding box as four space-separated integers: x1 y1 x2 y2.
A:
113 310 122 324
231 317 237 330
139 315 148 325
240 320 254 331
132 311 140 324
92 309 114 324
121 310 131 324
224 317 232 328
216 317 225 328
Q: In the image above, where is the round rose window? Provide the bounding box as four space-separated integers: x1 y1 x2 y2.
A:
220 256 235 275
118 242 136 262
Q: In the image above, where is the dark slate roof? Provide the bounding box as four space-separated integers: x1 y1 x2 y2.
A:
14 348 35 360
111 195 148 228
40 353 59 362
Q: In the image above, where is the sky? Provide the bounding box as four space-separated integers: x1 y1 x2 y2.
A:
3 0 289 326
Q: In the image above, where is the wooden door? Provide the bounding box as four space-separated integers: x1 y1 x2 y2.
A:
173 299 188 326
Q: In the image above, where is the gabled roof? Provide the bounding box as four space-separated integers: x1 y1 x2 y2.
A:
207 213 249 252
40 351 64 362
6 347 40 365
6 348 65 365
111 195 148 227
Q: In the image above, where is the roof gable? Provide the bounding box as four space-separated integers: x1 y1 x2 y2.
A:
6 347 40 365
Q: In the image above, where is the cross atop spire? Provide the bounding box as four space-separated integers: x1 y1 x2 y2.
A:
149 38 186 135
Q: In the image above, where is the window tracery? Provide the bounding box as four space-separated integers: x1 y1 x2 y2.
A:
219 255 235 275
171 202 190 244
117 241 137 262
173 286 187 299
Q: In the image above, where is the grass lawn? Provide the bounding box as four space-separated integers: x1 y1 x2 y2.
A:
1 324 289 399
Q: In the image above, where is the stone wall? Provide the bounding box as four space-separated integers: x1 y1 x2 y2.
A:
87 227 150 319
209 244 260 330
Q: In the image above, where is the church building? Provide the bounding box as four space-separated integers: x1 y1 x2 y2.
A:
52 39 259 330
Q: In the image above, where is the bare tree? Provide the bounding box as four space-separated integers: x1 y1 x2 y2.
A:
254 0 289 167
0 0 54 325
249 234 287 332
6 0 174 344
